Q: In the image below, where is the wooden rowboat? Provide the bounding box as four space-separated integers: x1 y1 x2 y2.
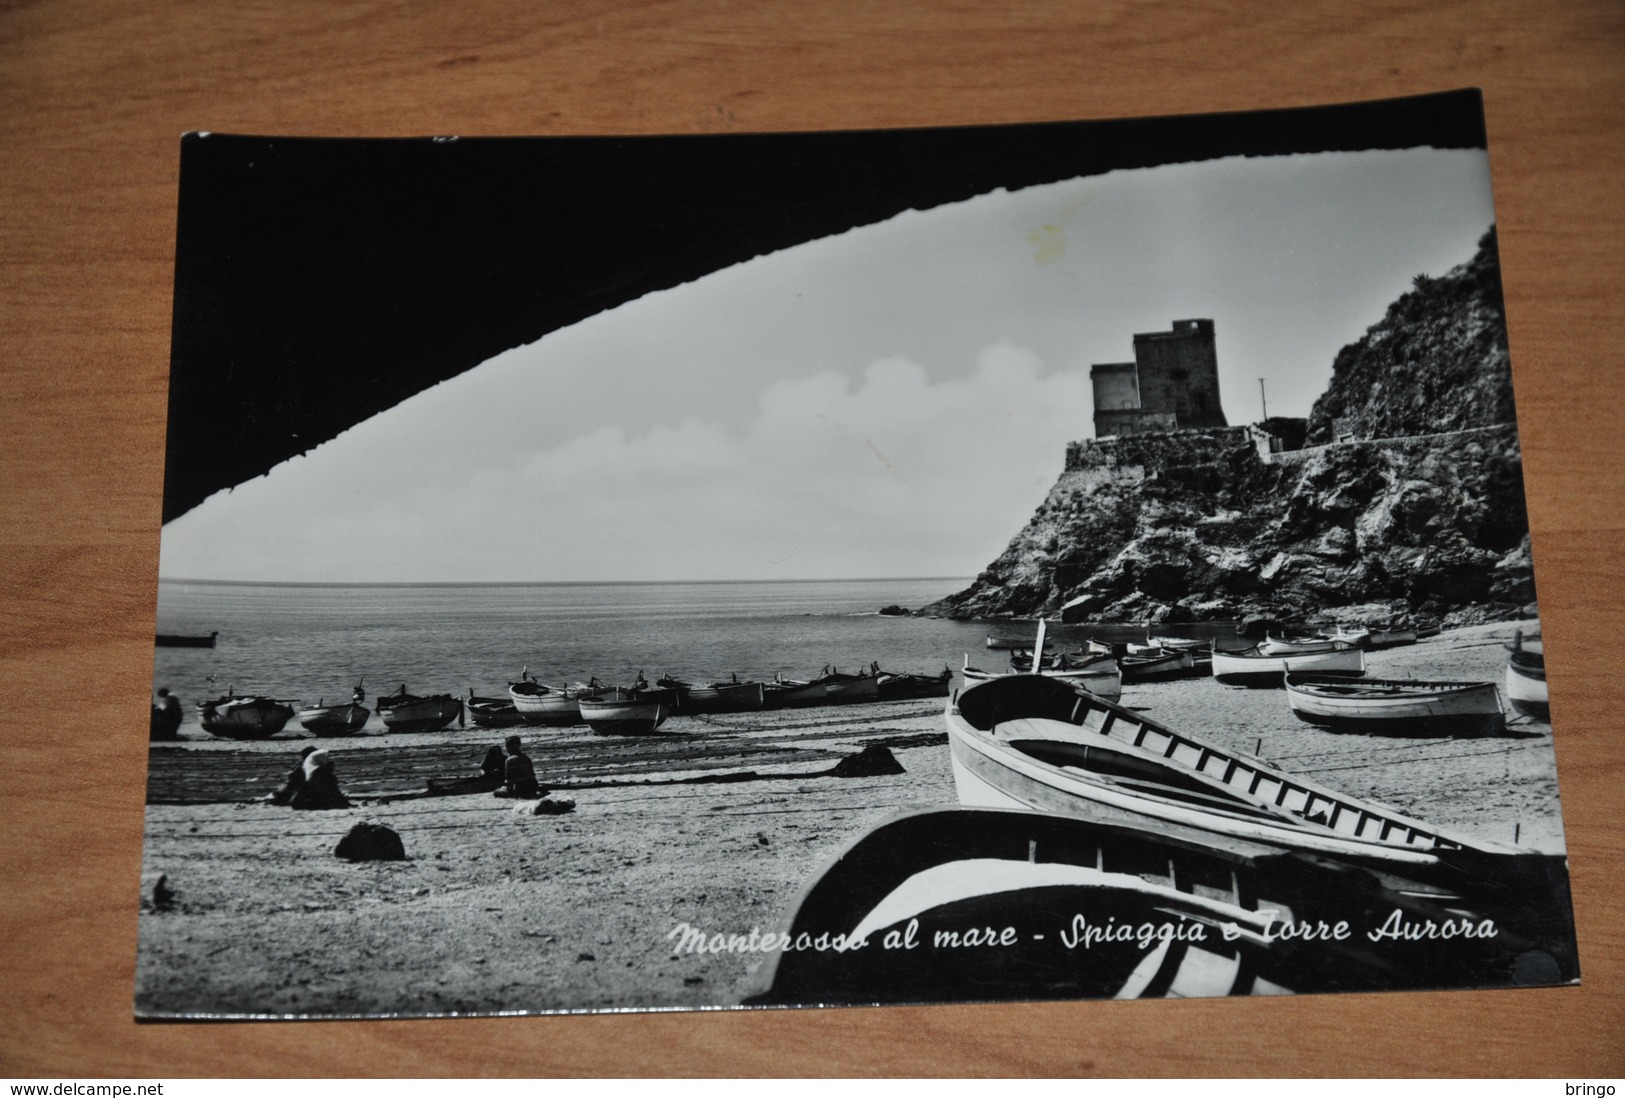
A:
763 674 832 709
465 689 525 728
876 668 953 700
744 806 1576 1007
1210 643 1364 687
656 676 766 714
577 686 672 735
1258 634 1344 656
297 685 370 736
946 672 1523 871
155 631 219 648
1119 647 1196 683
822 667 882 704
963 654 1122 703
1284 673 1506 737
376 686 464 733
1506 650 1549 720
508 672 585 726
197 693 295 740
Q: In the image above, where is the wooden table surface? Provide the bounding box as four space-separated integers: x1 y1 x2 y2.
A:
3 0 1621 1078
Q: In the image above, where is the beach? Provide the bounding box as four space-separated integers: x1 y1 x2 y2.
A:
134 619 1564 1019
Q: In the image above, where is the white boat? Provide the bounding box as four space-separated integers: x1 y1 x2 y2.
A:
1284 673 1506 737
945 673 1521 871
1367 627 1419 649
1258 634 1343 656
577 687 672 735
1118 647 1195 683
962 653 1122 703
1505 650 1549 719
1210 643 1364 687
508 672 585 725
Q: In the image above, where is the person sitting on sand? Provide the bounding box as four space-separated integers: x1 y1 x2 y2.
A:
289 749 351 810
493 735 542 799
481 744 508 784
265 745 318 805
150 687 184 741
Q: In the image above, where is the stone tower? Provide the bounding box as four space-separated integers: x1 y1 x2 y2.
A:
1090 318 1228 438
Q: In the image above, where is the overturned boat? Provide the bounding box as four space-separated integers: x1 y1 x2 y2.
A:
1284 674 1506 737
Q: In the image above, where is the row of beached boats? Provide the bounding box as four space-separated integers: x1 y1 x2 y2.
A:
746 634 1573 1006
962 621 1549 738
162 663 956 741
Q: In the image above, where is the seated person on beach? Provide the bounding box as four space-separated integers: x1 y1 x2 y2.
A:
493 735 542 799
289 749 352 810
480 744 508 785
266 746 318 805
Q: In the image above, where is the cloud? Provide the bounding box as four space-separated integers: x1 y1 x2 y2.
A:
160 344 1091 582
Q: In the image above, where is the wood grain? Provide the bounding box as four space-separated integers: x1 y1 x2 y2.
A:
2 0 1621 1077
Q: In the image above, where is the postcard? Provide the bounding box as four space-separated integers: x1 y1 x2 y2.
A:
139 89 1577 1019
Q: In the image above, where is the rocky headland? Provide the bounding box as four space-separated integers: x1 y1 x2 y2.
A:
923 227 1534 626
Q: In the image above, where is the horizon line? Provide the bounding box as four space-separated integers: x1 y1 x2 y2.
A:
156 576 977 589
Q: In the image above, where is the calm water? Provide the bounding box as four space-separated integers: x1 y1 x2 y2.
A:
153 579 987 717
152 578 1252 738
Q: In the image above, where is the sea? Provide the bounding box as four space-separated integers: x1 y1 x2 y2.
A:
151 577 1255 741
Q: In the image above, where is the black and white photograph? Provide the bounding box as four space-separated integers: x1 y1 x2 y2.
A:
137 90 1578 1019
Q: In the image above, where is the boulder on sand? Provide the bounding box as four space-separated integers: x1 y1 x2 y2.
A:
829 745 905 778
334 820 406 862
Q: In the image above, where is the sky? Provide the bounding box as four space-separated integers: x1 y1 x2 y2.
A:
158 146 1499 584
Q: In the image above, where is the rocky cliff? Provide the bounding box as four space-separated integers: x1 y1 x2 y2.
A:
1306 227 1514 444
923 228 1533 625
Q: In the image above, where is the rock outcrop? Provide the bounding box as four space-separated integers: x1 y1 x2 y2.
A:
923 228 1532 625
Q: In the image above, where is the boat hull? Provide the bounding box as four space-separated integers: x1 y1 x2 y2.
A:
1119 649 1195 684
744 807 1577 1007
467 696 525 728
1285 675 1505 737
197 697 295 740
508 683 583 725
946 673 1515 870
1505 653 1549 719
1211 645 1364 687
823 673 881 705
763 679 829 708
156 632 218 648
962 661 1122 703
877 671 953 700
578 695 671 735
377 694 463 733
297 703 371 736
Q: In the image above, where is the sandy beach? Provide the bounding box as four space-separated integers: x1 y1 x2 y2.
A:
134 619 1565 1019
